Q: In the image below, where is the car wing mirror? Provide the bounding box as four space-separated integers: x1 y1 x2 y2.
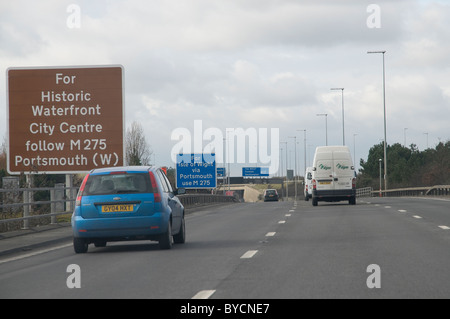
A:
175 188 186 195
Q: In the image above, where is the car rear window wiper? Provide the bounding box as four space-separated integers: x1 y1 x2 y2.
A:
116 189 142 194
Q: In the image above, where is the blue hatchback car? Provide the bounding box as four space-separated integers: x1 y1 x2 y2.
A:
71 166 186 253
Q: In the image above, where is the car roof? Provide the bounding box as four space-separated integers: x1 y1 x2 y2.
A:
89 166 156 174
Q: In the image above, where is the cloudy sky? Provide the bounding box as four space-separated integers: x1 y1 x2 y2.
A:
1 0 449 176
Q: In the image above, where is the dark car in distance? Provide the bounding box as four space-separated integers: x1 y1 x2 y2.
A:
263 189 279 202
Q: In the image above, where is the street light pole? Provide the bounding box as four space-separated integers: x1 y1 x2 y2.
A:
289 136 297 201
353 133 358 169
404 128 408 147
281 141 288 201
316 113 328 146
368 50 388 191
331 88 345 145
379 158 382 197
424 132 429 149
297 129 306 175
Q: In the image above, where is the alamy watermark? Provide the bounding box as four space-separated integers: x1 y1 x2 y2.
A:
66 4 81 29
66 263 81 288
366 264 381 289
171 120 280 175
367 4 381 29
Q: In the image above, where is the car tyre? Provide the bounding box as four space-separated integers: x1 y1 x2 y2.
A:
94 241 107 247
173 215 186 244
159 221 173 250
73 237 88 253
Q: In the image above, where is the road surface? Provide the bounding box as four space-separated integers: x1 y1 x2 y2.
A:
1 197 450 299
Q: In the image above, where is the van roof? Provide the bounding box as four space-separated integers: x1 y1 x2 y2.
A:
315 146 351 153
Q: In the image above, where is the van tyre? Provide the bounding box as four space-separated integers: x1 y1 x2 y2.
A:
173 215 186 244
159 221 173 250
312 197 318 206
349 196 356 205
73 238 88 254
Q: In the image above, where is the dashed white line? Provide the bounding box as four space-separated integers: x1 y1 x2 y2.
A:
192 290 216 299
289 209 295 212
438 226 450 230
0 243 72 265
265 232 276 237
398 209 407 213
241 250 258 259
412 215 422 219
278 220 286 224
385 206 391 209
285 214 291 217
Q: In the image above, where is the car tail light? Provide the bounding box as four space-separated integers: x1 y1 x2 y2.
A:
312 179 316 190
148 171 162 203
75 174 90 206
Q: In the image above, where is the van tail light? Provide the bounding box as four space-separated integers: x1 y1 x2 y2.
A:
352 178 356 189
148 171 162 203
76 174 90 206
312 179 316 190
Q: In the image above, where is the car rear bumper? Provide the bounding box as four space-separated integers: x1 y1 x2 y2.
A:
72 214 169 239
313 189 355 201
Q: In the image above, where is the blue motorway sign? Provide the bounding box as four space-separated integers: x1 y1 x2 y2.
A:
242 167 269 177
217 167 226 177
176 153 216 189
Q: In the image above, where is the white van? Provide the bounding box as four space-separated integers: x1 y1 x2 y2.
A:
304 167 313 201
311 146 356 206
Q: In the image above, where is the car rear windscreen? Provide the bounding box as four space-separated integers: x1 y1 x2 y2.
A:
83 173 153 195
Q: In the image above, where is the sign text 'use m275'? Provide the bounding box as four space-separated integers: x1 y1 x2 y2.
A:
7 65 124 174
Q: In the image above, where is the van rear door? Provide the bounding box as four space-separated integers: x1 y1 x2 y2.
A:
333 153 354 190
315 158 334 191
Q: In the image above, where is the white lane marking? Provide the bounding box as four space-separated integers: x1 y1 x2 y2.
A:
409 197 450 202
285 214 291 217
241 250 258 259
192 290 216 299
278 220 286 224
385 206 391 209
265 232 276 237
398 209 407 213
438 226 450 230
412 215 422 219
0 243 72 265
289 209 295 212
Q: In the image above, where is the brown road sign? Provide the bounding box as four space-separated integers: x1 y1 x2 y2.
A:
7 65 124 174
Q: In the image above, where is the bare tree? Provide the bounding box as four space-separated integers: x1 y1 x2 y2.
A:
125 121 152 166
